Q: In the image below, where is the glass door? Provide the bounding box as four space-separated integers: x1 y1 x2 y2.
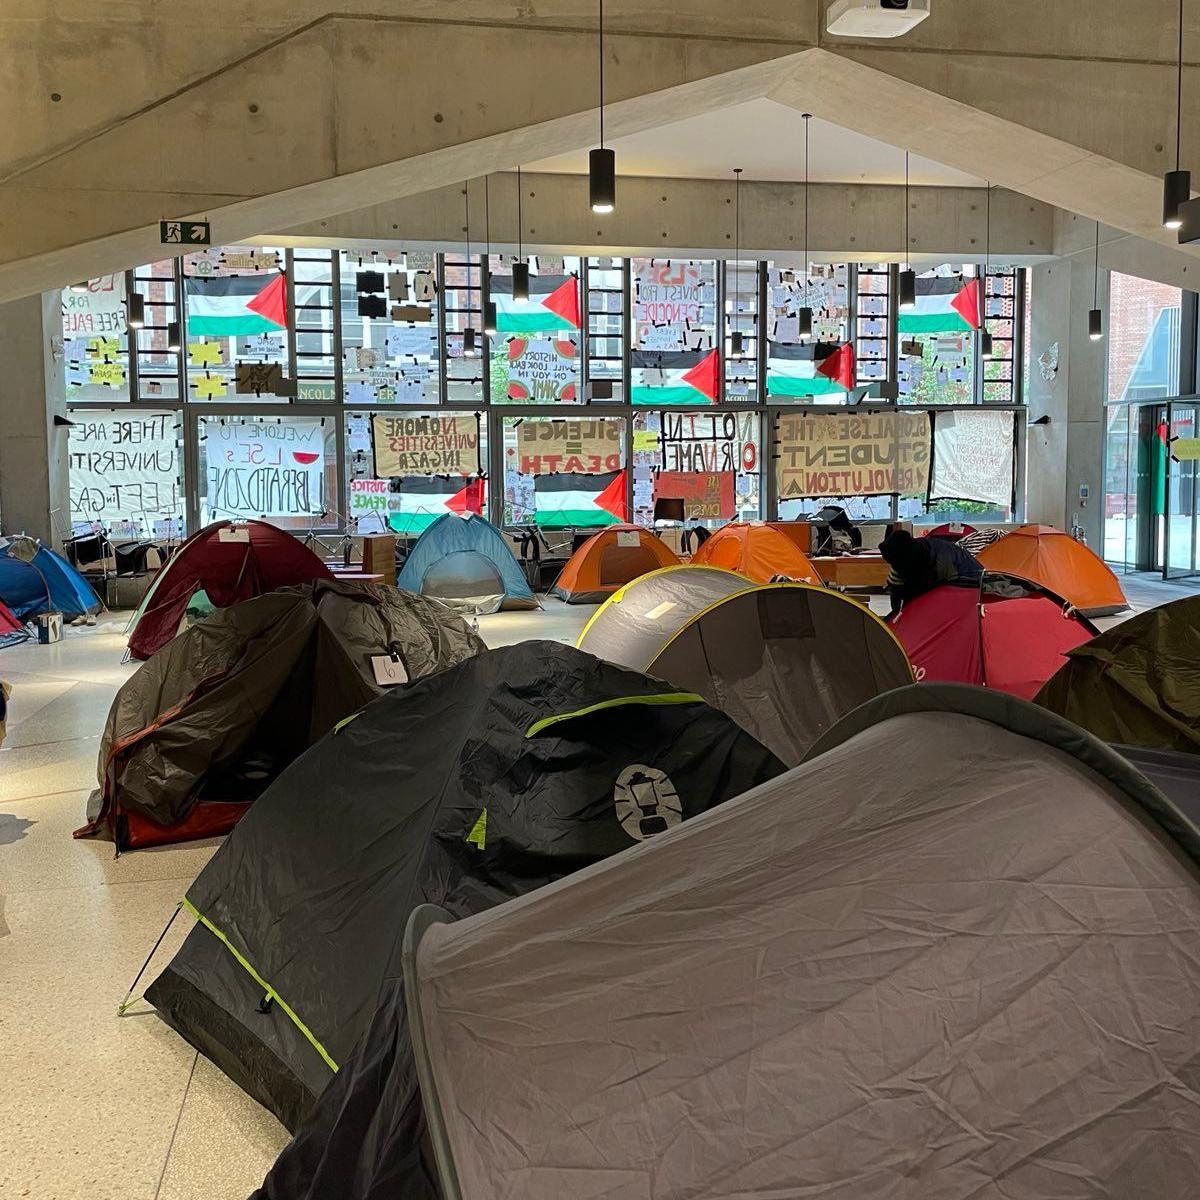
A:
1163 400 1200 579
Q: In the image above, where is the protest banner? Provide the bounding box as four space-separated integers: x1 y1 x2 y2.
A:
506 338 577 402
62 276 127 338
205 418 325 517
68 412 181 522
515 418 622 474
660 411 757 474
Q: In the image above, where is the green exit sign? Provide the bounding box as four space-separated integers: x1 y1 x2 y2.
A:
160 220 211 247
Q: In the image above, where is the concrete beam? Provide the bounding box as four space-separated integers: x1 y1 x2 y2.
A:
1052 210 1200 293
280 172 1054 262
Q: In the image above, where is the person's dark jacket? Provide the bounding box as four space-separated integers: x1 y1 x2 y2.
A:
880 529 982 616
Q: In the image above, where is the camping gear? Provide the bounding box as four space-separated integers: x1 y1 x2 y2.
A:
976 523 1128 616
396 513 536 614
79 580 483 851
578 565 912 764
890 573 1098 699
689 520 821 584
126 520 333 660
403 683 1200 1200
0 599 27 647
1036 594 1200 752
34 612 63 644
146 641 783 1138
0 536 102 620
549 524 680 604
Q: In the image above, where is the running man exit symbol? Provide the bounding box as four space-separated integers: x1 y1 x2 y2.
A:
160 220 211 247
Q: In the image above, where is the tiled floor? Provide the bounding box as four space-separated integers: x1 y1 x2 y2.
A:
0 575 1195 1200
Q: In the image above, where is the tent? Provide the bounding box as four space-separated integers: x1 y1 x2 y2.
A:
0 536 102 620
549 524 680 604
145 641 783 1137
403 684 1200 1200
578 566 912 764
689 521 821 584
126 520 332 660
890 573 1097 699
922 521 976 540
396 513 536 614
78 580 483 851
0 598 28 647
1036 594 1200 752
976 523 1128 616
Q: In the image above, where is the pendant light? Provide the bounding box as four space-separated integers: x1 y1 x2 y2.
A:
512 166 530 302
166 320 181 352
589 0 616 213
898 150 916 310
798 113 814 341
980 182 995 358
483 175 498 337
462 179 478 357
1165 0 1191 228
1089 220 1104 341
730 168 746 358
126 291 145 329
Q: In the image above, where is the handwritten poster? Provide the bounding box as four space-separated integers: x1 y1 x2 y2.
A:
930 409 1014 507
506 338 577 402
775 411 930 499
653 471 736 520
633 260 710 347
371 413 480 477
62 276 127 337
515 418 622 474
68 412 181 522
660 411 757 474
205 418 325 517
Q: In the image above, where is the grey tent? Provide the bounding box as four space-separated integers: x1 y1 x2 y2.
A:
577 564 912 764
77 579 483 850
405 684 1200 1200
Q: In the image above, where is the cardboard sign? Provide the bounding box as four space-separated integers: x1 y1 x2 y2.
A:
654 470 736 520
68 412 181 523
515 418 622 474
371 414 480 477
205 419 325 517
370 655 410 686
236 361 290 395
775 411 931 499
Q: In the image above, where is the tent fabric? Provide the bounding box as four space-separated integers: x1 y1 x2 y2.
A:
404 683 1200 1200
146 642 783 1144
688 521 821 584
126 520 333 660
549 525 680 604
79 580 483 851
1036 594 1200 752
0 598 28 646
578 566 912 764
976 523 1128 616
890 573 1097 699
396 513 535 614
0 537 102 619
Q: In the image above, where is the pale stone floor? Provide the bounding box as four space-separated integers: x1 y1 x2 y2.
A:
0 575 1194 1199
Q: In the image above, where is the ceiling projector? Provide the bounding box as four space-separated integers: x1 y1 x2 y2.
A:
826 0 931 38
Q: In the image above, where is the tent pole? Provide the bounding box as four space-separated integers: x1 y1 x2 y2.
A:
117 902 182 1016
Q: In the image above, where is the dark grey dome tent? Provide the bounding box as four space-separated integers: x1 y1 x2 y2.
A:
404 684 1200 1200
143 641 784 1141
577 564 913 764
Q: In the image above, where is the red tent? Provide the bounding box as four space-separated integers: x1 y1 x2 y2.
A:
890 577 1098 700
0 598 25 643
127 520 333 660
922 522 977 542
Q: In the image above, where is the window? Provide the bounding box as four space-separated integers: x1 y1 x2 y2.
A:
1107 272 1182 402
293 249 337 403
585 257 625 402
854 264 891 390
723 260 760 402
630 258 718 405
442 254 484 404
766 264 851 402
898 264 976 405
132 260 183 402
62 276 131 403
983 266 1020 405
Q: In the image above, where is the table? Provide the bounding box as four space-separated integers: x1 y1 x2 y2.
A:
810 555 891 590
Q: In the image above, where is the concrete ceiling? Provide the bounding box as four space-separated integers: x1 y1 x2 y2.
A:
525 98 986 187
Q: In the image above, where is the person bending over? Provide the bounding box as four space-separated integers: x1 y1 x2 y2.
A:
879 527 982 619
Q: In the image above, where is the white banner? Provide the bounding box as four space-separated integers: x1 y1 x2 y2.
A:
930 409 1015 507
205 418 326 517
62 276 127 338
68 411 181 522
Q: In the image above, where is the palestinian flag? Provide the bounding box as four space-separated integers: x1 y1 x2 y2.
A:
898 275 981 334
492 274 581 333
630 348 719 405
387 475 483 534
767 342 851 397
533 470 627 527
186 274 288 337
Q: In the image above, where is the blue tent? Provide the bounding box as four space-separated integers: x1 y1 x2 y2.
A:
397 514 536 615
0 539 102 620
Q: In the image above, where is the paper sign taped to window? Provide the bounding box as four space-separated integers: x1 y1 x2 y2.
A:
371 655 410 686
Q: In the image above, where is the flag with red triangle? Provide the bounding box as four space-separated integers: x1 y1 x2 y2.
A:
949 277 983 330
186 273 288 337
631 348 721 405
533 469 626 527
816 342 856 391
492 272 581 332
385 475 484 534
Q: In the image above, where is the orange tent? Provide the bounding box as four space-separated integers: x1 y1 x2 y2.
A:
549 524 681 604
691 521 821 585
976 525 1128 617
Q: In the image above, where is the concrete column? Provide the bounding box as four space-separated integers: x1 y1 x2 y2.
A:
1025 258 1108 548
0 292 69 546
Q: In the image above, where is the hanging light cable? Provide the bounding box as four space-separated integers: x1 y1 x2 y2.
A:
799 113 814 341
899 150 916 310
1089 219 1104 340
731 168 745 358
981 183 995 358
483 174 498 336
462 180 478 357
1165 0 1191 228
589 0 616 213
512 165 530 302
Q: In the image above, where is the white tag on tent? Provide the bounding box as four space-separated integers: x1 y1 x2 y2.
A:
950 521 963 533
643 601 676 620
371 655 410 687
218 527 250 543
616 531 640 548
